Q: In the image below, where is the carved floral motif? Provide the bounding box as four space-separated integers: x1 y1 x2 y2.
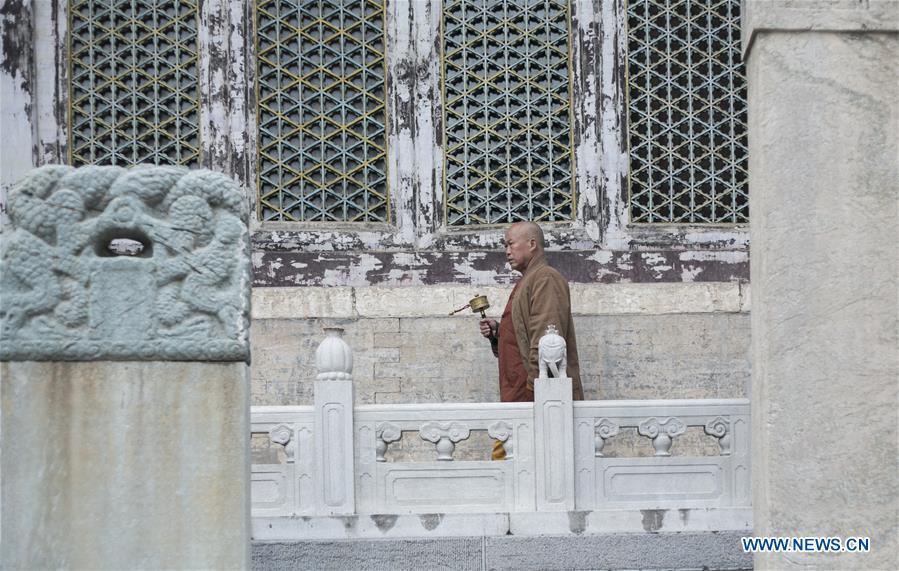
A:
704 416 732 456
594 418 620 457
638 417 686 456
315 327 353 380
269 425 295 463
419 422 471 461
375 422 401 462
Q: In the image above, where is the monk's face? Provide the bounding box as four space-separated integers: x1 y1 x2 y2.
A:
504 226 536 272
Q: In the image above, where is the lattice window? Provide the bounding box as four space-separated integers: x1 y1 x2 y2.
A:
443 0 575 226
626 0 748 223
69 0 201 166
256 1 388 222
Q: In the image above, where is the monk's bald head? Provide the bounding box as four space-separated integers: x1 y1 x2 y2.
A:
504 222 545 272
508 221 545 248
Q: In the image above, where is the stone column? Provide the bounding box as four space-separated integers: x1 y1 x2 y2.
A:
1 166 252 569
744 2 898 568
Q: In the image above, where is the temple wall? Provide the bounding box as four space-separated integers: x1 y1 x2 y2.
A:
250 283 751 407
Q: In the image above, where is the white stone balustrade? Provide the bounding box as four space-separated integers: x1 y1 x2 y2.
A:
573 400 751 511
354 402 537 514
250 329 752 538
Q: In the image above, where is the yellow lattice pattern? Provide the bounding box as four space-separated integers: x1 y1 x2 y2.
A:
69 0 201 166
256 0 388 222
443 0 575 225
626 0 748 223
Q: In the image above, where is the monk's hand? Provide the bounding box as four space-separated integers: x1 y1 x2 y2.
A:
480 319 498 339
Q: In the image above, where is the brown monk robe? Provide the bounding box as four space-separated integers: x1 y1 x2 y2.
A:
482 223 584 460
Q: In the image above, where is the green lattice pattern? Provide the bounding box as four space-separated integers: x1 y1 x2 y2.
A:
627 0 748 223
256 0 388 222
69 0 200 166
443 0 574 226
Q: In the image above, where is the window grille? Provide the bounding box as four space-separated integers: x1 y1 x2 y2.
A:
256 0 388 222
69 0 201 166
443 0 575 226
626 0 748 224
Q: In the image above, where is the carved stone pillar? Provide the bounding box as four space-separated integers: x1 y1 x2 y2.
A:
744 3 898 568
534 326 575 511
313 327 356 515
1 165 251 569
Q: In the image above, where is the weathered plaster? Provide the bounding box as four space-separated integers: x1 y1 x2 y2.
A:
571 0 604 243
252 249 748 287
1 0 35 228
200 0 252 191
1 0 69 227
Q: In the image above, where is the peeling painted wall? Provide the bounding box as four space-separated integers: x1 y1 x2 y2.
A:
1 0 68 225
2 0 749 285
1 0 753 414
252 250 748 287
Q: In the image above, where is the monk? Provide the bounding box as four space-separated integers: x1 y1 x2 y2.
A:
480 222 584 459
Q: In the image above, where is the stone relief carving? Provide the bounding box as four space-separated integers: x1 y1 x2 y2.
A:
537 324 567 378
638 417 687 457
488 420 515 459
593 418 620 457
419 422 471 461
0 165 250 361
269 425 295 463
704 416 732 456
375 422 401 462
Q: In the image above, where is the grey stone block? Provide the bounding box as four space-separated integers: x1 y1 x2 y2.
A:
253 538 485 571
2 361 250 569
252 532 752 570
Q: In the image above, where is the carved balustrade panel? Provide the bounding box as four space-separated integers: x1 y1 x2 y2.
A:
354 403 536 513
573 399 750 510
250 406 315 517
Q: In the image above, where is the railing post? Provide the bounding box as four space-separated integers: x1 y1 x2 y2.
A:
533 325 576 511
313 327 356 515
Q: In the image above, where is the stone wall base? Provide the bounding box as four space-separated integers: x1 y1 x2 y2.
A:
253 531 753 570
